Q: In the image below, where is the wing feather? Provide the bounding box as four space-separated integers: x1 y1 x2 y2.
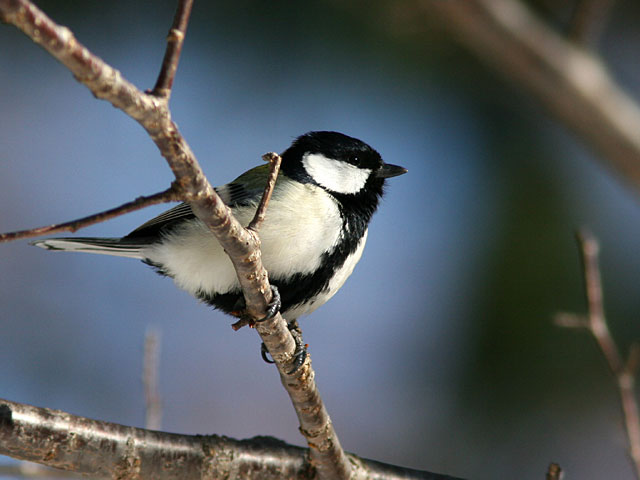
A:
125 164 272 239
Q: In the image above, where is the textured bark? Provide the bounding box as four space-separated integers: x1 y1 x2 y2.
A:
0 1 355 478
0 399 461 480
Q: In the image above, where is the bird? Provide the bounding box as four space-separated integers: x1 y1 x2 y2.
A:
32 131 407 324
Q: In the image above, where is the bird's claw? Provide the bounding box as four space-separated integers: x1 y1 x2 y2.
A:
286 320 307 374
256 285 281 322
261 342 275 364
260 319 308 374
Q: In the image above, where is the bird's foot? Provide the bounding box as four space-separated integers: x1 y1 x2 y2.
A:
255 285 281 323
261 319 308 374
231 285 280 330
286 319 308 374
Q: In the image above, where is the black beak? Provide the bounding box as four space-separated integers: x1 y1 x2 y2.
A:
377 163 408 179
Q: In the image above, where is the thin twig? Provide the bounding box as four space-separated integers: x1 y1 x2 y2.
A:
0 188 179 243
152 0 194 99
0 2 354 478
577 231 624 372
143 328 162 431
247 152 281 232
574 231 640 479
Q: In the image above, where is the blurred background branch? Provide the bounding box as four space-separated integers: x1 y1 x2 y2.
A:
556 232 640 479
143 327 163 431
423 0 640 193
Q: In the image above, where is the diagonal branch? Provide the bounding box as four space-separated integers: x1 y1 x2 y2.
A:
577 231 624 373
0 188 179 243
423 0 640 192
152 0 194 99
0 1 353 478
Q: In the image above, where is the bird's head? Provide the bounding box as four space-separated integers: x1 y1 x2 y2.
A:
280 131 407 203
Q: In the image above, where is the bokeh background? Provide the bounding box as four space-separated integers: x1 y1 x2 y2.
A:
2 1 640 478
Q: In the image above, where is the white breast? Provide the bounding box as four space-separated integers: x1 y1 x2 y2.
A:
142 182 343 300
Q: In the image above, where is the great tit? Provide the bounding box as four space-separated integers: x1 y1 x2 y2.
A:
32 131 407 322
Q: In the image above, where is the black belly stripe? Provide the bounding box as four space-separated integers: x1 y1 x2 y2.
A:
195 207 369 318
142 182 381 320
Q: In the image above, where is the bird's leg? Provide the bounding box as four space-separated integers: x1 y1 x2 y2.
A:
258 284 282 363
256 284 282 323
261 316 308 374
231 285 281 330
286 319 308 374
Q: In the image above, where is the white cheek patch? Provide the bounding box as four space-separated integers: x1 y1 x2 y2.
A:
302 153 371 194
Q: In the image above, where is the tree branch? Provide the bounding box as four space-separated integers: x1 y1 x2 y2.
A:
0 188 179 243
423 0 640 192
556 231 640 479
0 1 354 477
152 0 194 99
247 152 282 232
0 398 461 480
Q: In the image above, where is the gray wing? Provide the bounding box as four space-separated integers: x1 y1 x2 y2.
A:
125 171 267 239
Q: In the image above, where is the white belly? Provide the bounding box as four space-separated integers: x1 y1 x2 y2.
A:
143 182 344 303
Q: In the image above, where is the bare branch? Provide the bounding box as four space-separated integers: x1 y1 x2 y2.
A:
152 0 194 99
570 231 640 479
576 231 624 372
143 328 163 431
423 0 640 192
0 188 178 243
0 398 460 480
0 1 354 477
248 152 282 232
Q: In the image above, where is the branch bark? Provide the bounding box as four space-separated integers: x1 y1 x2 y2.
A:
423 0 640 192
0 0 355 478
0 398 461 480
152 0 194 98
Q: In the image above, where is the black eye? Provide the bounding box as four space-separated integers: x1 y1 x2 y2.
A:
349 154 360 166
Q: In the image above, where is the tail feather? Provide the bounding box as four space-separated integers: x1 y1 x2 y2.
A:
31 237 147 259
